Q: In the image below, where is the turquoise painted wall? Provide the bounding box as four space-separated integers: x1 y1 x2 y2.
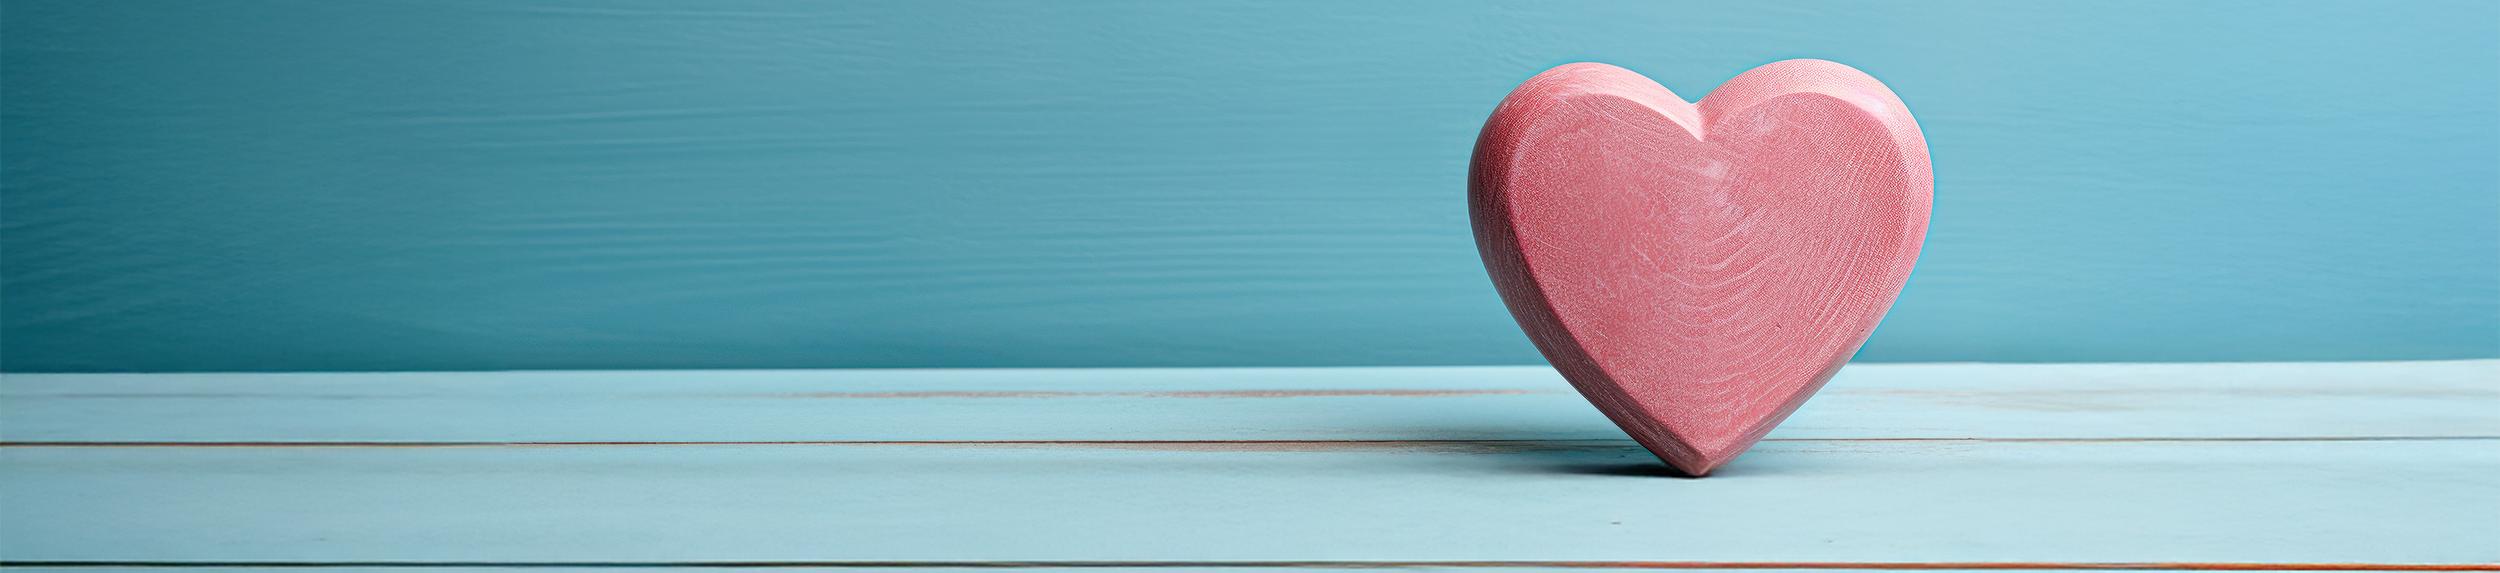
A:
4 0 2496 372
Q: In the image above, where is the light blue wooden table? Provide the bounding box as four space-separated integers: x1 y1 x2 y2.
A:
3 361 2496 571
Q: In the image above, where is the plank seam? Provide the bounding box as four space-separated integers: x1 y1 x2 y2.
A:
1 561 2493 570
4 437 2495 448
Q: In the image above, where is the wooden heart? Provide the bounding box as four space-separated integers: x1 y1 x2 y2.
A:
1469 60 1932 476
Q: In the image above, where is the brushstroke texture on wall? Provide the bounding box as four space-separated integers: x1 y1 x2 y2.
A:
4 0 2496 372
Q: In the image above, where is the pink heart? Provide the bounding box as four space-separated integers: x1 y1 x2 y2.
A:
1470 60 1932 476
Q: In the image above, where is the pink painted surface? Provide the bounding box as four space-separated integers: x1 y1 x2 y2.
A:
1469 60 1933 475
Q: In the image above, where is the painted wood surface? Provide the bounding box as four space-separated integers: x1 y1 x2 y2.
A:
6 0 2497 373
1470 60 1929 474
5 362 2494 443
3 362 2495 568
5 438 2495 565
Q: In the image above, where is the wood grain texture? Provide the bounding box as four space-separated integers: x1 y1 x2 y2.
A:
5 362 2493 443
2 363 2495 567
3 440 2494 564
1471 61 1930 474
5 1 2497 373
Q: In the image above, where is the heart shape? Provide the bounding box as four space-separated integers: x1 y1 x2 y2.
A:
1469 60 1932 476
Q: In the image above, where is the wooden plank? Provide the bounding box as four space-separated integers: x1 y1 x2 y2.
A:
4 362 2494 443
3 439 2495 564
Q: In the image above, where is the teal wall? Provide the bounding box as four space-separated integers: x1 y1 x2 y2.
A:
4 0 2496 372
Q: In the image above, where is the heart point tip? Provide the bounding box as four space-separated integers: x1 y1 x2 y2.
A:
1654 443 1748 477
1664 458 1726 478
